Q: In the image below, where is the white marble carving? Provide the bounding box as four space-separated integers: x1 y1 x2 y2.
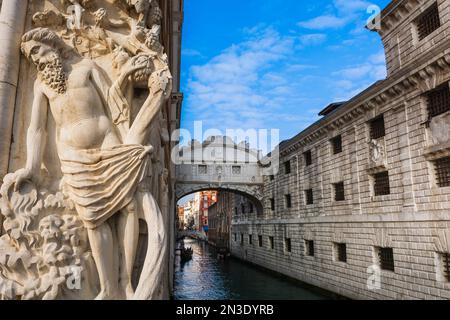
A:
429 112 450 145
0 0 172 300
368 138 387 168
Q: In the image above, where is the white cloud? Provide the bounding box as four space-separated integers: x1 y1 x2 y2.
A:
185 27 307 131
183 15 388 143
331 50 387 100
297 15 348 30
333 0 372 14
333 65 373 79
182 49 203 58
299 33 328 46
368 51 386 64
286 64 317 73
297 0 373 30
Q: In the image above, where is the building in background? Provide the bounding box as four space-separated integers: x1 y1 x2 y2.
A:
194 191 217 235
181 199 195 230
208 192 236 249
176 206 184 230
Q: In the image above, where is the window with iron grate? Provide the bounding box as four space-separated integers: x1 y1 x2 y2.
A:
285 194 292 208
198 164 208 174
258 235 263 247
304 150 312 166
434 157 450 188
305 240 314 257
248 234 252 245
305 189 314 205
334 182 345 201
331 135 342 154
240 234 244 246
270 198 275 211
373 171 390 196
426 84 450 120
369 115 385 140
336 243 347 263
378 247 395 271
285 238 292 253
284 160 291 174
269 236 274 250
416 2 441 41
442 253 450 282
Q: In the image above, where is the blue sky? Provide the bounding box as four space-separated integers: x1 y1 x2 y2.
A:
180 0 391 145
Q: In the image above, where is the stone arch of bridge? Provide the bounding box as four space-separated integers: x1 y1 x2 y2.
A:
175 184 264 216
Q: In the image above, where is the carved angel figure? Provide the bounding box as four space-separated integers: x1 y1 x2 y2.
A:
369 139 386 165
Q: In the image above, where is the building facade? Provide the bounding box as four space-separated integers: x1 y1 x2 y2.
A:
208 192 236 248
194 191 218 234
177 206 185 230
231 0 450 300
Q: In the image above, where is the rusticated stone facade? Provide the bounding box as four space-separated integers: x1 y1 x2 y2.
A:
231 0 450 300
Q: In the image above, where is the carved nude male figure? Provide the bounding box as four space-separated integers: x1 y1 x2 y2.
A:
15 27 171 299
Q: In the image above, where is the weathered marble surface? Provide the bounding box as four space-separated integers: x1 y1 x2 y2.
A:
0 0 173 300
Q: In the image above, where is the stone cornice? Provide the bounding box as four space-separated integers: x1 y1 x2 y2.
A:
280 40 450 157
423 141 450 160
233 211 450 225
376 0 420 38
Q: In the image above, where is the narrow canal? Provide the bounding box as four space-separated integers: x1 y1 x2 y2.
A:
174 238 330 300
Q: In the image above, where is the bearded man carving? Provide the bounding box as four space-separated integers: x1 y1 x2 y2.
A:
15 27 172 300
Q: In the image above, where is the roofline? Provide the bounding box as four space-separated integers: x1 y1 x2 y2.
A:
381 0 408 18
282 80 385 151
364 0 407 31
281 37 450 153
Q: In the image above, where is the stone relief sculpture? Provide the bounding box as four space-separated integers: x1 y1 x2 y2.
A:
0 0 172 300
429 112 450 145
368 138 387 167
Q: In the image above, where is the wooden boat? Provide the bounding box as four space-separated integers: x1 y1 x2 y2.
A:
180 246 193 262
217 247 230 260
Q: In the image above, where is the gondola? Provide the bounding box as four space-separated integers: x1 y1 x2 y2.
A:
180 246 193 262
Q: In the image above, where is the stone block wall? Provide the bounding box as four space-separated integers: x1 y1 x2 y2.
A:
381 0 450 77
231 220 450 300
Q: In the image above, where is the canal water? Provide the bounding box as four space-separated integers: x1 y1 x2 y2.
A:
174 238 329 300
